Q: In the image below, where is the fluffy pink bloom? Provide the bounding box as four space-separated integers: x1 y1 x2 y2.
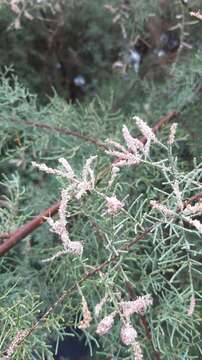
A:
82 156 97 187
132 341 143 360
32 156 97 200
133 116 157 143
120 294 153 317
108 166 120 187
106 133 142 167
41 240 83 263
58 158 76 180
67 241 83 256
46 188 71 249
33 156 97 260
96 312 116 336
78 295 92 330
106 195 124 215
43 188 83 260
168 123 177 145
184 217 202 234
32 161 67 178
120 323 137 345
172 180 182 208
75 180 92 200
106 148 141 167
59 189 70 224
122 125 138 155
106 120 156 168
187 295 196 316
75 156 97 199
150 200 174 218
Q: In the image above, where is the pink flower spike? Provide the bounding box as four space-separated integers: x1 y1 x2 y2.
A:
32 161 66 178
188 295 196 316
58 158 75 180
120 323 137 345
108 166 120 188
133 341 143 360
78 295 92 330
106 195 124 216
96 312 116 336
82 156 97 185
120 294 153 317
134 116 157 143
59 189 70 225
122 125 138 154
168 123 177 145
67 241 83 256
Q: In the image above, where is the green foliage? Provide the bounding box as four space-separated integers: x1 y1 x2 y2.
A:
0 1 202 359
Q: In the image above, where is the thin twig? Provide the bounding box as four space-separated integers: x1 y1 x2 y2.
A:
8 118 108 150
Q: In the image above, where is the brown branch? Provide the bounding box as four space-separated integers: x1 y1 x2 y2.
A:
0 202 60 256
9 118 108 150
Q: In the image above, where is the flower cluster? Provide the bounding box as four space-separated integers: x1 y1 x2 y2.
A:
96 311 117 336
120 323 137 345
106 117 157 169
42 188 83 262
32 156 97 200
106 195 124 216
151 198 202 234
78 295 92 330
95 294 152 359
187 295 196 316
168 123 177 145
32 156 97 261
120 294 153 317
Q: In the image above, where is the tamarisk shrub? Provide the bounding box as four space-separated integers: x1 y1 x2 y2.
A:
14 118 200 359
0 71 202 359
